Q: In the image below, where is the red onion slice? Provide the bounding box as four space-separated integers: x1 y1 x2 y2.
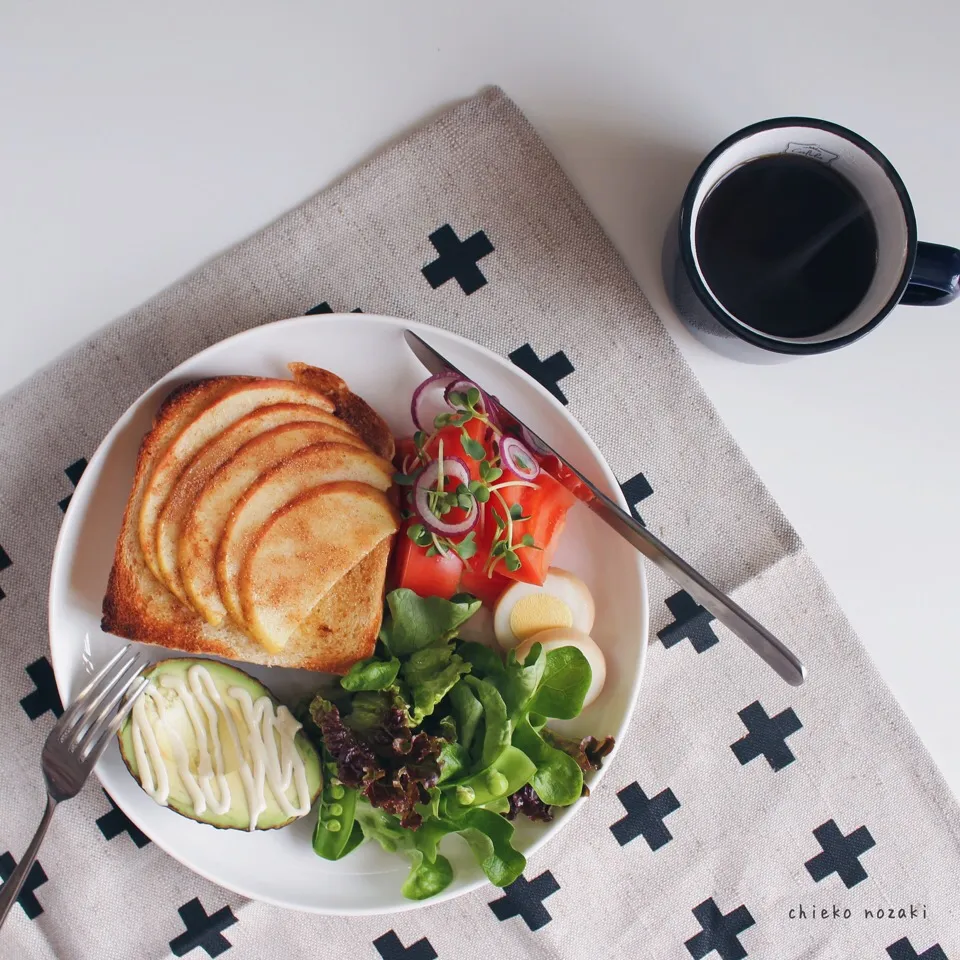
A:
444 379 507 433
411 373 460 432
413 457 478 536
444 378 485 409
484 394 505 432
499 436 540 480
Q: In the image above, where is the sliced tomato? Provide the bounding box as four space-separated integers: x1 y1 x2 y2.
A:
468 469 576 586
424 419 491 483
394 437 418 471
540 455 595 504
391 521 464 599
459 566 511 608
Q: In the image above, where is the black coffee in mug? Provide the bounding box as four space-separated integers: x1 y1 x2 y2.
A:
663 117 960 360
694 154 879 338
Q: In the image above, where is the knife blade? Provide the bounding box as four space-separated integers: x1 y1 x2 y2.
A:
404 329 806 686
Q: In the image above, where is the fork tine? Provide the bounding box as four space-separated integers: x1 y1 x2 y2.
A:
75 660 148 760
79 675 150 766
65 653 144 751
56 646 138 742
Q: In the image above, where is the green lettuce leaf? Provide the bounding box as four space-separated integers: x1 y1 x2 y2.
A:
528 645 592 719
355 801 455 900
380 590 481 657
457 640 506 678
498 644 546 718
402 642 471 723
512 716 583 806
402 850 454 900
449 681 484 756
463 676 510 769
458 642 546 718
341 656 401 692
437 741 470 784
481 796 511 815
455 808 526 887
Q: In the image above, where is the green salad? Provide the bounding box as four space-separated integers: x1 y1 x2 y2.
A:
298 588 614 900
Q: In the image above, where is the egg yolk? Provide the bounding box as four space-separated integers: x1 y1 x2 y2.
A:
509 594 573 641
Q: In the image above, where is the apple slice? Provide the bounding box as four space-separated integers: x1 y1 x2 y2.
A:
239 481 399 653
138 379 335 581
179 422 366 625
156 403 358 601
216 443 393 626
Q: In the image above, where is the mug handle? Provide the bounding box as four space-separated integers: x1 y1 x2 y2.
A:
901 242 960 306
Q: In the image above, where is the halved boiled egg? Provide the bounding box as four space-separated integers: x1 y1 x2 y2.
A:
493 568 595 650
515 627 607 708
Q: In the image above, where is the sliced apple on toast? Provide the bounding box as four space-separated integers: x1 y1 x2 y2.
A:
155 402 360 601
179 422 368 625
216 443 393 626
239 481 398 653
138 379 336 580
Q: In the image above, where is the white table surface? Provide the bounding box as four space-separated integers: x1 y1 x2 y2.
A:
3 1 958 796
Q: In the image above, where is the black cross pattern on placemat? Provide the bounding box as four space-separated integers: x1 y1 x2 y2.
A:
0 543 10 601
488 870 559 931
96 789 150 848
58 458 87 512
373 930 437 960
169 898 237 958
887 937 949 960
804 819 876 889
684 898 755 960
620 472 653 524
730 701 802 772
20 656 64 721
658 591 719 653
305 301 333 315
0 852 48 920
421 224 494 295
304 301 364 315
509 343 574 405
610 782 680 851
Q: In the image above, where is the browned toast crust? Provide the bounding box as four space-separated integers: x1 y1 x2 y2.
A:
288 362 395 460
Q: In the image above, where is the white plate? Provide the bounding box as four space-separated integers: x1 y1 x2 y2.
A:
48 314 648 914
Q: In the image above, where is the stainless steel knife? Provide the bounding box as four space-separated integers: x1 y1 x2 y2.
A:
404 329 807 686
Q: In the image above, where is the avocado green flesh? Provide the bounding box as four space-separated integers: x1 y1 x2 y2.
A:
118 658 322 831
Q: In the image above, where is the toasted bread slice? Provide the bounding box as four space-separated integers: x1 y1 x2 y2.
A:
217 443 394 626
138 380 336 581
239 482 398 653
179 422 367 625
103 370 397 674
288 362 395 460
104 513 390 673
155 403 359 601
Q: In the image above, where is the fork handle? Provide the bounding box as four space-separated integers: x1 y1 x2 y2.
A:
0 795 57 930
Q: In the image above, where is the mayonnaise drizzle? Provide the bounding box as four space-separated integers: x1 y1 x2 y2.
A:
130 664 311 830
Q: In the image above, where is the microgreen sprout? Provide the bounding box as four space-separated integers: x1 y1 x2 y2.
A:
433 384 500 438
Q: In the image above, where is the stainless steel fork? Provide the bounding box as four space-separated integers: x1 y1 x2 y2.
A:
0 646 148 929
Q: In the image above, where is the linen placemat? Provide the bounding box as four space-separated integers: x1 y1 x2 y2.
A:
1 87 958 960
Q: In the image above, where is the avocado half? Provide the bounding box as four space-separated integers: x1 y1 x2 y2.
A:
118 657 322 831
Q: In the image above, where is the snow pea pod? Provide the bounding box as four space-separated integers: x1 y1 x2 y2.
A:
313 762 361 860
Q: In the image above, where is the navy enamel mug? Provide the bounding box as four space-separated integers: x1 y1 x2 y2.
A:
663 117 960 360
